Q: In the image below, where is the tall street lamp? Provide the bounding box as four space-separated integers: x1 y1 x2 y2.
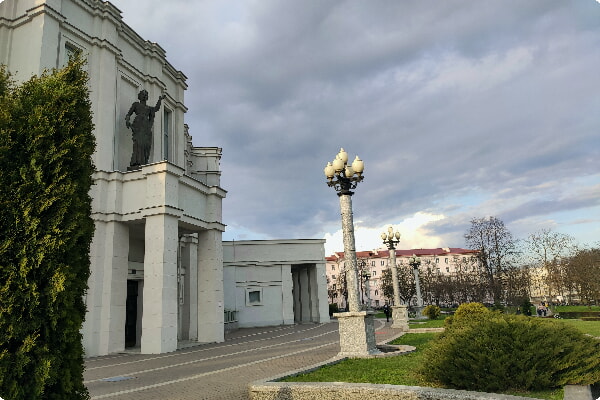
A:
408 255 425 319
381 227 409 330
324 148 379 357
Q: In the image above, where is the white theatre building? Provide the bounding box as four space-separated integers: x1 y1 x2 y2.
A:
0 0 329 357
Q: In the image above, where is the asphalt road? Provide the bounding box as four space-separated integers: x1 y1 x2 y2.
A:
84 321 355 400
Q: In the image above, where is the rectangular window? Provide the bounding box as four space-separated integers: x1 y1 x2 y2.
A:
381 261 385 266
445 258 448 264
332 275 336 280
372 270 377 276
163 109 171 161
435 258 439 263
64 43 81 64
371 261 375 266
331 265 335 271
245 287 263 306
446 266 450 273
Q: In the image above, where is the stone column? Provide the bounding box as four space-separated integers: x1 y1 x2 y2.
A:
314 262 331 323
339 193 360 312
141 213 179 354
197 229 224 343
181 235 198 341
336 193 380 357
83 220 129 356
280 264 295 325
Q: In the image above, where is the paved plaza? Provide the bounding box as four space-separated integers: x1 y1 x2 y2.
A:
84 319 401 399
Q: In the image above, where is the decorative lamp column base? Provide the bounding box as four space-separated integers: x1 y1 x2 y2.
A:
413 306 427 319
334 311 381 357
391 305 409 331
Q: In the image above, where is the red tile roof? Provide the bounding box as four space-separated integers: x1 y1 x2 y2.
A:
327 247 478 260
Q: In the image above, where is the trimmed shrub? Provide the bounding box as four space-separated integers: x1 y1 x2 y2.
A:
419 313 600 392
422 305 441 320
444 302 491 328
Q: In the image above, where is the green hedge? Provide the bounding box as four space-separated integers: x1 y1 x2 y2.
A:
0 58 95 399
420 303 600 392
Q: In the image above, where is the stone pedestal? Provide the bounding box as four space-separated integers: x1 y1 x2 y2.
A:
391 305 409 331
413 306 427 320
334 311 381 357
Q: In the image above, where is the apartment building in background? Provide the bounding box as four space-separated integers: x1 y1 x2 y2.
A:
326 247 479 309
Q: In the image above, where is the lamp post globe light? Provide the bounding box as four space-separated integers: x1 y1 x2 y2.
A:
381 227 409 330
408 255 426 319
324 148 379 357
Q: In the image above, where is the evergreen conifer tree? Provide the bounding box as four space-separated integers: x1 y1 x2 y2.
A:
0 57 95 399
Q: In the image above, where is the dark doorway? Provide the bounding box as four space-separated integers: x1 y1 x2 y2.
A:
125 280 139 348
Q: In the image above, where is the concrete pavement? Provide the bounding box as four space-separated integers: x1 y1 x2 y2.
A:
84 319 402 400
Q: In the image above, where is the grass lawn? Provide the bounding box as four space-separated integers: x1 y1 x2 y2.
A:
408 318 445 328
555 318 600 337
281 333 436 386
282 332 566 399
553 305 600 312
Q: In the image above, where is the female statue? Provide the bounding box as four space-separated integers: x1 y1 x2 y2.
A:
125 90 165 167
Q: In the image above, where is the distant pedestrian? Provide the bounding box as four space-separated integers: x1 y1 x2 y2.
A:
383 303 391 322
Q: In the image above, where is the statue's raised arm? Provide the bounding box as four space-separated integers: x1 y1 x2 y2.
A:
153 94 166 112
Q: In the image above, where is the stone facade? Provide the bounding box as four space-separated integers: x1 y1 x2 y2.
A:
0 0 227 356
223 240 330 327
1 0 332 357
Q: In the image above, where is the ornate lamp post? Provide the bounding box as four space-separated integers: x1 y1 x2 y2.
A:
362 270 371 310
408 255 425 319
381 227 409 330
324 148 379 357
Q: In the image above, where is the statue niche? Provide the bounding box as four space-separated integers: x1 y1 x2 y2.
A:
125 89 165 170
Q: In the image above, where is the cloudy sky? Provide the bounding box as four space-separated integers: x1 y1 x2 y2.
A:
109 0 600 255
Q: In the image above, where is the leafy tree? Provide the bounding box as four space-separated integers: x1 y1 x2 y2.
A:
464 216 518 303
567 247 600 305
0 57 95 399
379 268 394 303
379 263 416 306
527 229 575 300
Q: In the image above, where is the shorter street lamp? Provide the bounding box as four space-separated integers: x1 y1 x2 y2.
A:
381 227 409 330
381 227 401 306
408 255 425 319
362 271 371 310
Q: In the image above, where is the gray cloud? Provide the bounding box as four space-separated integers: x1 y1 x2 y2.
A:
111 0 600 246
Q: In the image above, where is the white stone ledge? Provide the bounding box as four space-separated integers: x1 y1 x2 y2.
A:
249 381 535 400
